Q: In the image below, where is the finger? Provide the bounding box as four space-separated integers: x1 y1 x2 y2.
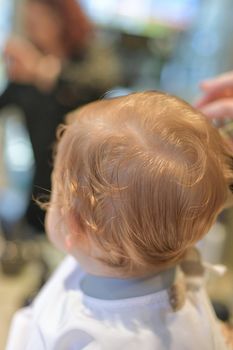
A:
199 99 233 120
7 66 22 80
195 90 232 108
195 86 233 109
4 44 24 61
195 94 215 108
200 72 233 92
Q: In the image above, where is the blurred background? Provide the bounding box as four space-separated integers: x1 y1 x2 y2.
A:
1 0 233 347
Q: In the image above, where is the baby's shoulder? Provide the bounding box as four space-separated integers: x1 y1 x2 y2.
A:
32 256 84 318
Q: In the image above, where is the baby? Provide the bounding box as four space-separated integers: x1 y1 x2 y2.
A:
6 91 233 349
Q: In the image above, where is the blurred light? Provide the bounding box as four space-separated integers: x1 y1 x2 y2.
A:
80 0 200 35
5 137 34 172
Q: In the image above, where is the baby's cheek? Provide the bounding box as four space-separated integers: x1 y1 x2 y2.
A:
45 206 67 252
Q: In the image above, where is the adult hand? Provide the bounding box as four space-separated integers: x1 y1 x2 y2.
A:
4 36 42 84
196 72 233 120
4 36 61 92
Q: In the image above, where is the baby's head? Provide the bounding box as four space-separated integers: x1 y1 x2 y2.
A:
47 91 233 277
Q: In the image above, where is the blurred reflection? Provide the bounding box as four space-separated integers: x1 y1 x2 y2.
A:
0 0 12 91
0 0 121 233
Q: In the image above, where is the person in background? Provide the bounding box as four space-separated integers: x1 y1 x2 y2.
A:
0 0 121 232
6 92 233 349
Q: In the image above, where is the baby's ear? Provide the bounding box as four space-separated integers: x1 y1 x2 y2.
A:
64 223 80 252
65 211 86 251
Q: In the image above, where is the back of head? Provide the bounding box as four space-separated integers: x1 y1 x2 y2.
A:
53 91 233 275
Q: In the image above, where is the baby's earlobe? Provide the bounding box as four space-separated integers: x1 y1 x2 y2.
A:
65 234 73 251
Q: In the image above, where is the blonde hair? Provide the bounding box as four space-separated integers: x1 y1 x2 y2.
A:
52 91 233 274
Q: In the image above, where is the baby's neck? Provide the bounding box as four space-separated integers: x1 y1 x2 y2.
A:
72 249 169 279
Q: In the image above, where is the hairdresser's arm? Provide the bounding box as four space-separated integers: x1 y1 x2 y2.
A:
4 37 61 92
196 72 233 120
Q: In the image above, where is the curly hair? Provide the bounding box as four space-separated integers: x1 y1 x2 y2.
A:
51 92 233 275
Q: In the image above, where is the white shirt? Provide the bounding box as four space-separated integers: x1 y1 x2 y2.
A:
6 256 230 350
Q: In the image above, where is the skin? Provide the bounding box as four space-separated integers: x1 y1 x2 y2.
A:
196 72 233 121
45 180 119 277
4 1 65 90
45 200 125 277
23 1 65 57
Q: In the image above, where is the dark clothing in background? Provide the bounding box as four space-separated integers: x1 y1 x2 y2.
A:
0 43 122 231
